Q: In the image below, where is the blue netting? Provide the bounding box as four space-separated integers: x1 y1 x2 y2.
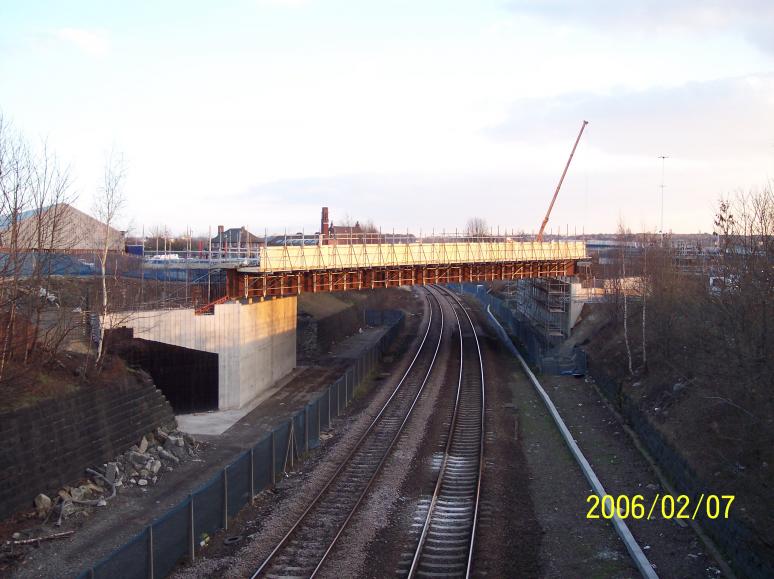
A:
273 421 290 475
293 409 306 454
335 376 345 415
227 452 251 518
92 529 149 579
193 474 225 544
319 389 331 430
253 435 273 492
152 497 191 578
307 400 320 449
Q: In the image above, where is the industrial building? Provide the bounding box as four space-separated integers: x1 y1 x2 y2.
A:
0 203 125 253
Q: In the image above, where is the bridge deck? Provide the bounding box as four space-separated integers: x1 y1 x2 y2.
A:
227 241 587 298
241 240 585 273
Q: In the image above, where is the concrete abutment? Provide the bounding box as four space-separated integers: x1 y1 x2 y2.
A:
109 297 297 410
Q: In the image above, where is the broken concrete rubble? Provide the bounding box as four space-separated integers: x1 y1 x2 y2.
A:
33 494 51 519
27 427 199 533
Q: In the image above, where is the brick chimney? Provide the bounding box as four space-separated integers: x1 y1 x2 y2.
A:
321 207 329 238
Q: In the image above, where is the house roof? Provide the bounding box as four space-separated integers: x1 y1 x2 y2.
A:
211 227 261 244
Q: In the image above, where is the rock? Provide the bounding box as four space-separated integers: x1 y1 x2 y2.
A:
151 460 162 474
70 487 87 501
152 476 158 484
159 448 180 464
156 427 169 440
128 451 148 468
60 501 77 518
34 493 52 518
105 462 120 485
646 483 659 491
138 479 148 487
673 382 685 393
86 482 104 494
97 499 107 507
138 436 149 454
140 469 150 478
12 532 22 540
129 478 137 485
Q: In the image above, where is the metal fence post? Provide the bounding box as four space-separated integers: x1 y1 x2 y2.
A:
188 494 195 562
223 468 228 531
271 430 276 485
328 385 332 425
148 526 155 579
250 447 255 503
317 398 322 441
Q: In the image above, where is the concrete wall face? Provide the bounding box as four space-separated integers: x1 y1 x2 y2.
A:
110 297 297 409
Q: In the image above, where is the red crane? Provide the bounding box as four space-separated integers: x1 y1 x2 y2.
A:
536 120 588 242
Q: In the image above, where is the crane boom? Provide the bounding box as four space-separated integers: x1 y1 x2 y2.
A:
536 120 588 242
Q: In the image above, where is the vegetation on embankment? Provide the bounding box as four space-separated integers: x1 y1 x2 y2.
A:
579 187 773 574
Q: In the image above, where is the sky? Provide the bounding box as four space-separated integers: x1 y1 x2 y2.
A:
1 0 773 236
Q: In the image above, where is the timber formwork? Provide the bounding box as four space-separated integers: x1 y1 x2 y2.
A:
227 260 579 299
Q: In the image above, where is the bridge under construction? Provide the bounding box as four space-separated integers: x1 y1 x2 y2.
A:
227 239 587 298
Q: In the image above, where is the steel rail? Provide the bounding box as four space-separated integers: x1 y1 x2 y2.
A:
406 285 465 577
251 288 445 578
407 284 486 579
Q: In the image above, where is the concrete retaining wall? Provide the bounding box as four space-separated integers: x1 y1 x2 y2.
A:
0 374 175 520
109 297 297 409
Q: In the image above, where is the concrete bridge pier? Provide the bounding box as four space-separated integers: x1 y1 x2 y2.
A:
109 297 297 410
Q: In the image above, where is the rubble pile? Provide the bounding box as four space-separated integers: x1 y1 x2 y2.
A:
111 427 197 488
29 427 198 526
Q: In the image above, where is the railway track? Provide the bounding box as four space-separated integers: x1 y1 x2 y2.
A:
251 289 446 578
399 286 485 579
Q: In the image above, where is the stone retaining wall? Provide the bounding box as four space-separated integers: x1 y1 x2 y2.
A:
0 373 175 520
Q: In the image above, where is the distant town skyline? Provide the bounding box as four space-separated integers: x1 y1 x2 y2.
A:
1 0 772 235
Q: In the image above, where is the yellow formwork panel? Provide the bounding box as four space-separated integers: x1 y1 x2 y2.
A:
252 241 587 273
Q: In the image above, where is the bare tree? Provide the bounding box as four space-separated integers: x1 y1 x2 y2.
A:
617 218 634 375
93 151 126 363
465 217 488 237
0 117 77 383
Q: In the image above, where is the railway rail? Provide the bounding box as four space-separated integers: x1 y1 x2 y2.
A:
251 288 446 578
402 286 485 578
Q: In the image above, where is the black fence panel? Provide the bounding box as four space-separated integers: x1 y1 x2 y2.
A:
273 421 290 475
253 435 273 493
331 379 340 416
227 452 251 519
92 529 149 579
193 474 224 544
293 410 306 454
152 498 190 578
319 388 331 430
308 400 320 449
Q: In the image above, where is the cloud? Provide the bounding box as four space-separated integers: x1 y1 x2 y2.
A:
508 0 774 52
487 73 774 160
55 28 109 57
